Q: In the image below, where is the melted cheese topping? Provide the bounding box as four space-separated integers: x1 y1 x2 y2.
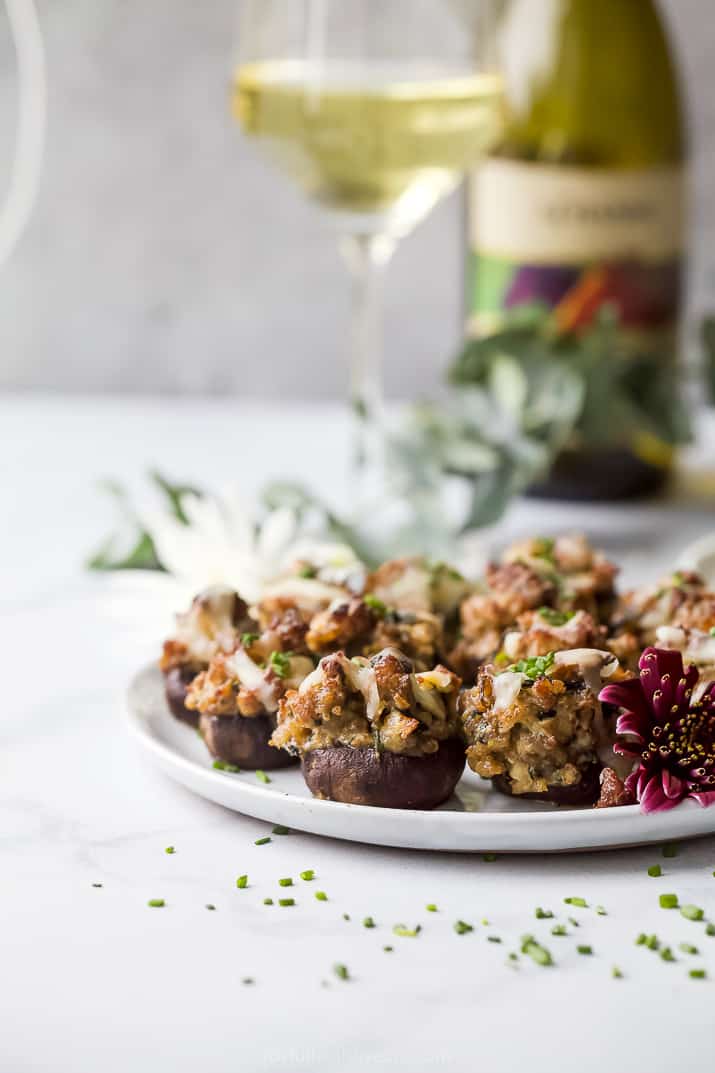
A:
656 625 715 669
298 652 383 723
410 677 446 721
259 577 347 612
373 562 432 613
492 671 526 712
174 585 239 663
340 656 382 723
491 648 618 713
225 647 278 711
554 648 619 695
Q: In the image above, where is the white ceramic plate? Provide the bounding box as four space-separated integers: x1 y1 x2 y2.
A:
128 664 715 853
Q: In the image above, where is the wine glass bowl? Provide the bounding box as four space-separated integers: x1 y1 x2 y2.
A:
233 0 504 492
234 59 503 241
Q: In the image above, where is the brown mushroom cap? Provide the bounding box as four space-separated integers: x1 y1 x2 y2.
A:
164 666 200 728
301 738 465 809
493 763 602 805
200 713 297 771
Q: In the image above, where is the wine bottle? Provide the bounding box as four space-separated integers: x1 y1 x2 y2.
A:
465 0 687 500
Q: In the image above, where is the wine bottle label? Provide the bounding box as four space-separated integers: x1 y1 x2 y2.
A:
467 160 685 338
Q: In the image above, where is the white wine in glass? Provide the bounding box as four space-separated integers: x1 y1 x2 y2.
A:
233 1 504 490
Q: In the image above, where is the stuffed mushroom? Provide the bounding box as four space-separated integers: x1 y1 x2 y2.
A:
609 570 715 670
651 623 715 684
271 647 464 809
449 534 618 680
459 648 625 804
254 549 365 632
185 636 314 769
159 586 255 726
305 594 444 670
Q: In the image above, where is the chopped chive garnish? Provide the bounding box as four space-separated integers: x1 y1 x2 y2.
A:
508 952 518 961
487 936 502 943
278 897 295 907
272 825 290 836
551 924 567 936
92 883 103 888
363 594 387 615
509 652 556 679
453 920 474 936
706 923 715 936
236 875 248 889
426 904 438 913
147 898 165 908
213 760 241 773
241 977 254 985
263 898 273 905
520 935 553 966
268 650 292 678
689 969 706 979
636 933 647 945
680 904 704 921
645 935 660 950
205 904 216 911
333 963 349 981
481 918 489 926
662 843 679 858
564 897 587 907
647 864 662 877
363 916 376 929
535 907 553 919
342 913 350 921
165 846 175 855
383 945 393 952
612 966 623 979
595 906 607 916
659 893 678 909
299 870 315 881
483 853 497 862
679 942 699 955
577 945 593 956
255 770 271 784
394 924 422 938
660 946 676 962
278 878 293 888
315 891 328 901
254 836 271 846
568 918 580 928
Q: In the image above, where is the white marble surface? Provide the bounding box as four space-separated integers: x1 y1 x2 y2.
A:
4 394 715 1073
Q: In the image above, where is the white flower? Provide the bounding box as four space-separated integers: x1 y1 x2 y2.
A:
143 485 362 604
143 486 286 603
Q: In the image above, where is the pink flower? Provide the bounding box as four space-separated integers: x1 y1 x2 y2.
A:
599 647 715 814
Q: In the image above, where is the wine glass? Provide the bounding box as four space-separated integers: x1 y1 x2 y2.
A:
233 0 504 494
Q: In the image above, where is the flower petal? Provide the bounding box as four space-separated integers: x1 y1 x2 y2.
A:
614 712 646 741
257 507 297 561
638 773 683 813
689 790 715 808
661 769 685 800
675 664 700 708
638 647 686 709
599 679 651 728
613 741 642 758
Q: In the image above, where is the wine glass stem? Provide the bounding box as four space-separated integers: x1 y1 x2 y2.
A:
340 232 395 484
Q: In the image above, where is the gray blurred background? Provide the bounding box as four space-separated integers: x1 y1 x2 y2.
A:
0 0 712 399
